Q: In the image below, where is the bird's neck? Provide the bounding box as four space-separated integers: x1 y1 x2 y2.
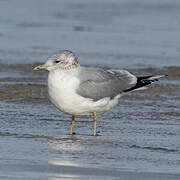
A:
50 66 80 77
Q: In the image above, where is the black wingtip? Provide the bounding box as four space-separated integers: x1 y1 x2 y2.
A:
123 74 167 93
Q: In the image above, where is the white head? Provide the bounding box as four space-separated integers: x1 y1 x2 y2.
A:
34 50 79 71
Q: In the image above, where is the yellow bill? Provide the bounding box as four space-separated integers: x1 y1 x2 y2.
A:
33 64 47 70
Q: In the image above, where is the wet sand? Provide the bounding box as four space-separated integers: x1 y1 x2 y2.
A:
1 163 180 180
0 0 180 179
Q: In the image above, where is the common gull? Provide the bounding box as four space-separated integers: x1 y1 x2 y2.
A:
34 50 166 136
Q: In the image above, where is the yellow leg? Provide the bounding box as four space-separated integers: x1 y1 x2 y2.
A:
70 115 75 135
93 112 98 136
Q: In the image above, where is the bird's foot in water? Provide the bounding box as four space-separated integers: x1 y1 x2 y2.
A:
70 132 76 135
94 131 100 136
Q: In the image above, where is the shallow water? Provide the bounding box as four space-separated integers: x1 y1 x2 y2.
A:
0 0 180 179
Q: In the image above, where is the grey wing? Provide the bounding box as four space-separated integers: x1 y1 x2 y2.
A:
76 67 137 101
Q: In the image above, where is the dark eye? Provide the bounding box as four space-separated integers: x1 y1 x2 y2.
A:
55 60 60 63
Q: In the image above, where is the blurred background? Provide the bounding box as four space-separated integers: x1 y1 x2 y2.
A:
0 0 180 179
1 0 180 67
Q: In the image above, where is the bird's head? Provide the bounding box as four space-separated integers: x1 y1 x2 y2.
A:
34 50 79 71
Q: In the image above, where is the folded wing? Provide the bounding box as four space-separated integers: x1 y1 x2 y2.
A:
76 67 137 101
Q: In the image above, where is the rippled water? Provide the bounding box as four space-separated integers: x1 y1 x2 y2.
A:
0 0 180 179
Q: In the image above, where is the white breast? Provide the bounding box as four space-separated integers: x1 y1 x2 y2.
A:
48 69 94 115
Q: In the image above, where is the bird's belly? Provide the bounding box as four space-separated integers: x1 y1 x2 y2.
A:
48 85 120 116
48 72 121 115
48 85 94 115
